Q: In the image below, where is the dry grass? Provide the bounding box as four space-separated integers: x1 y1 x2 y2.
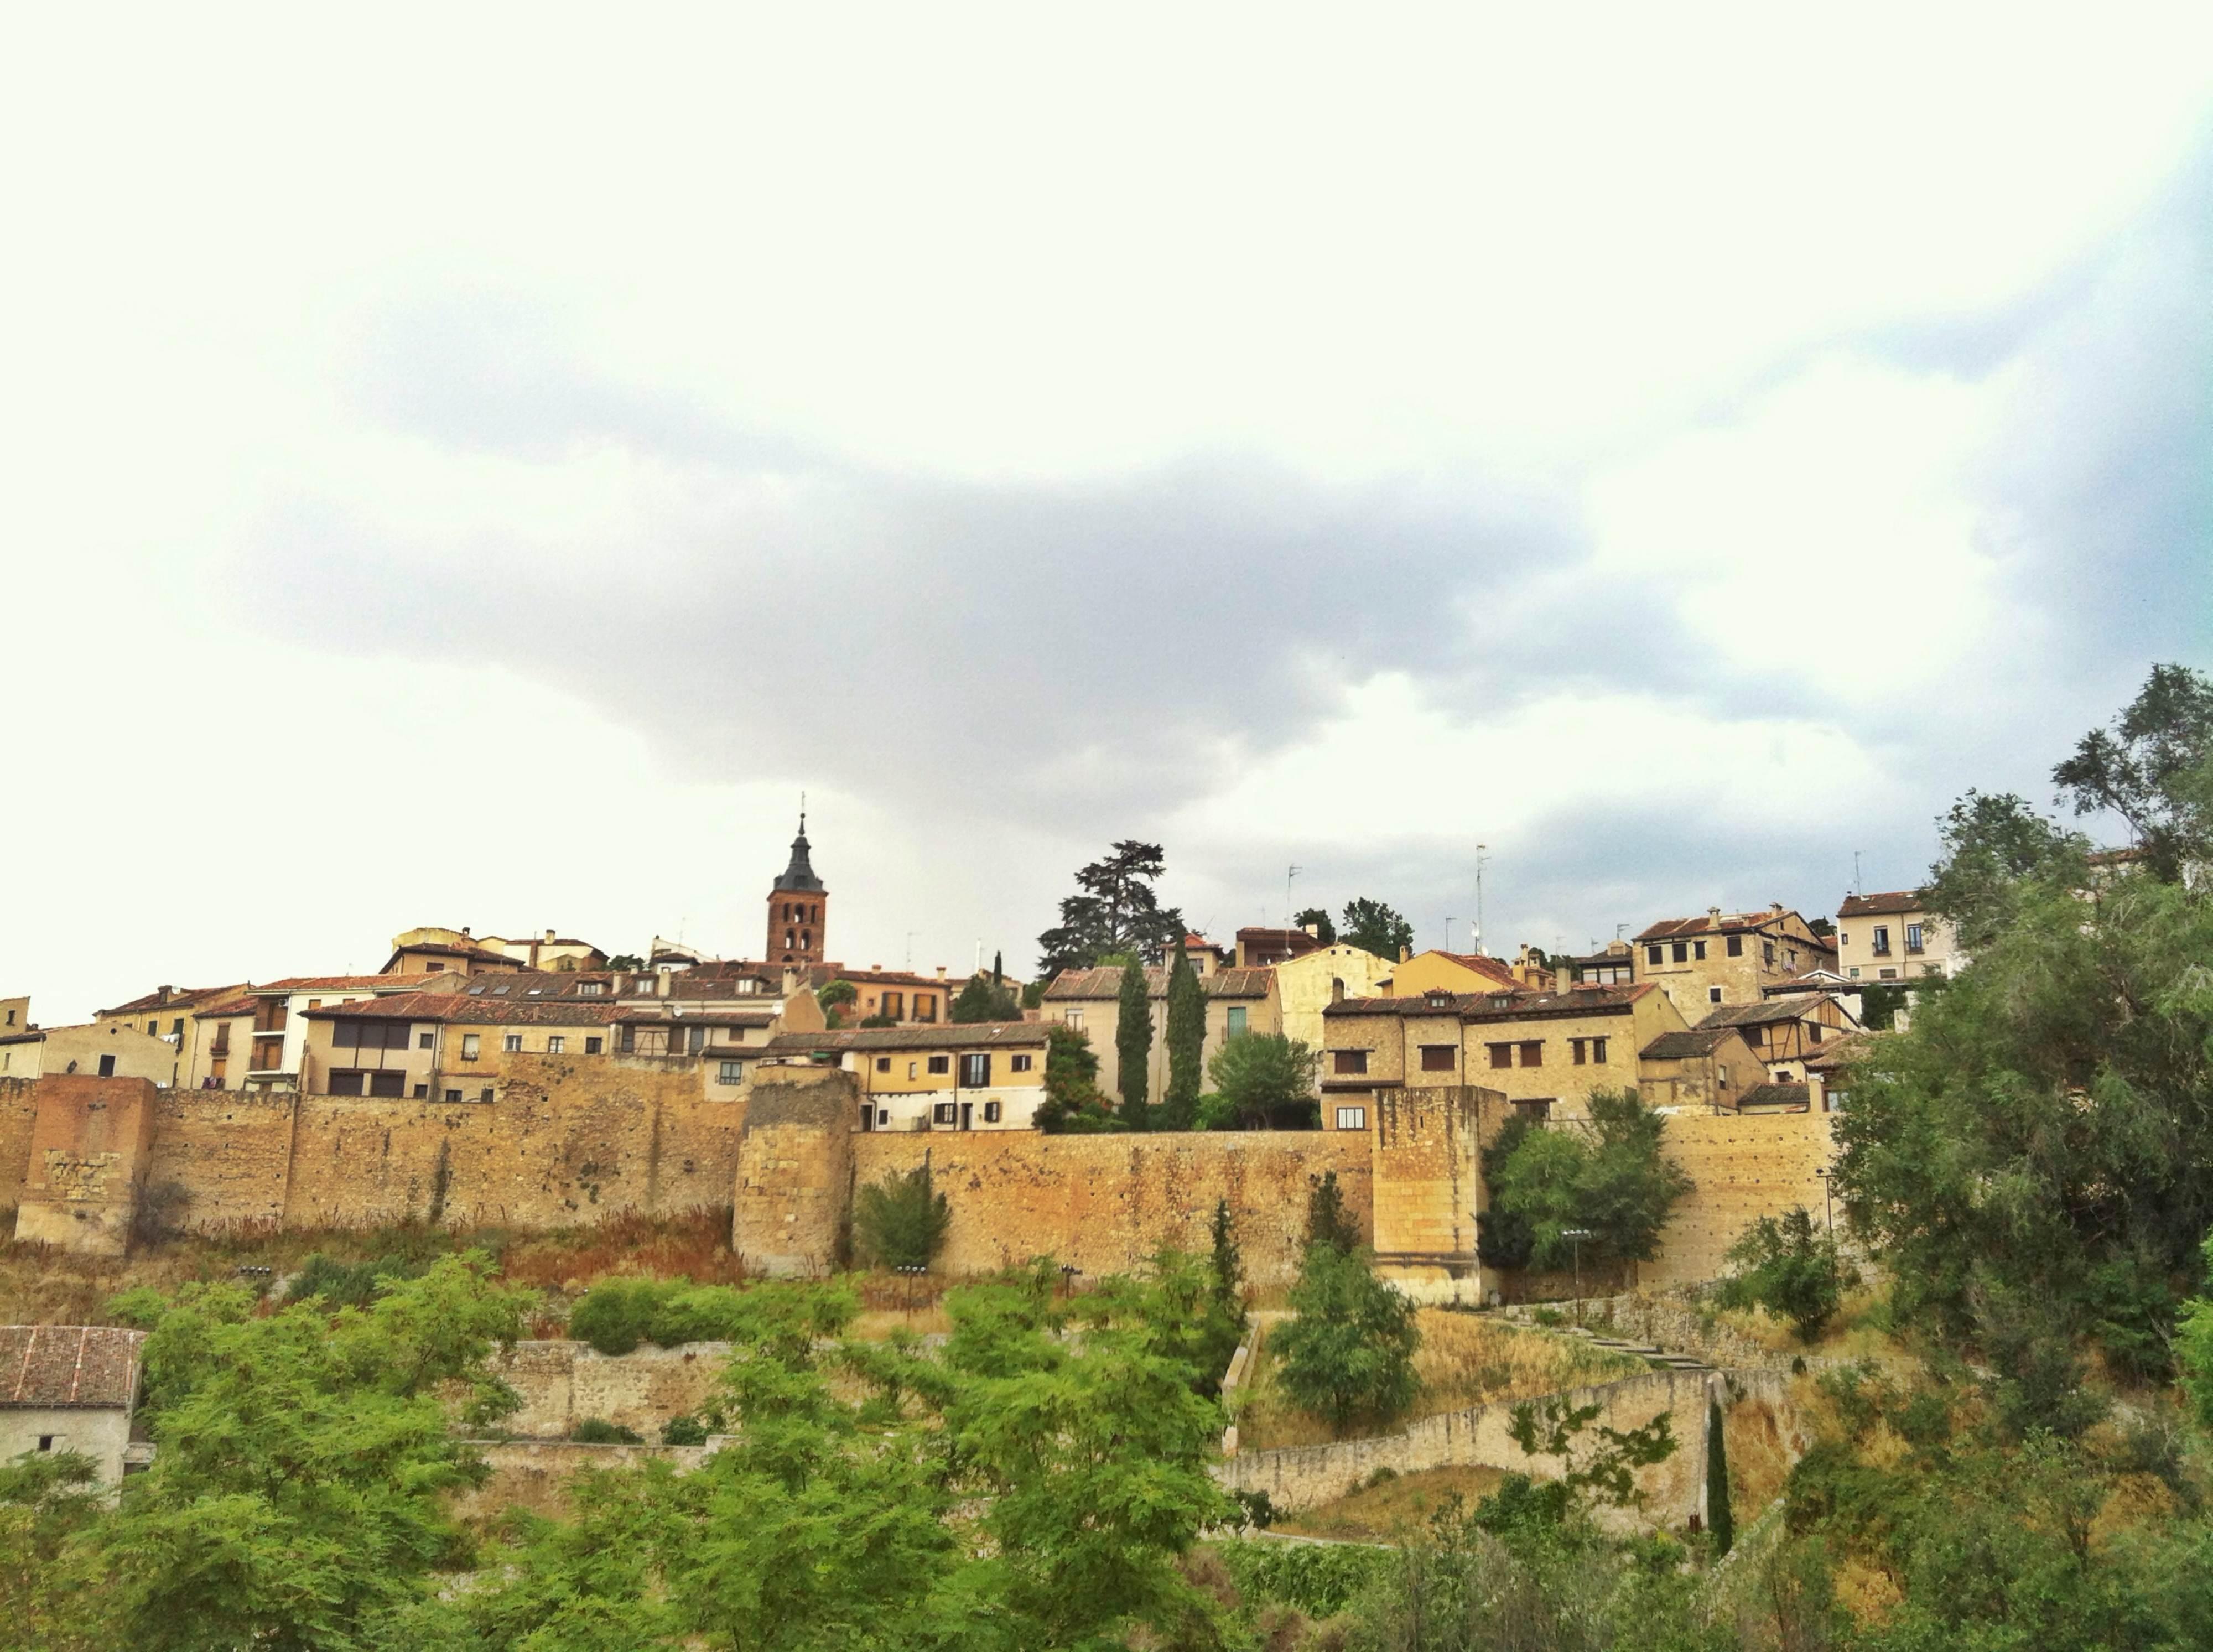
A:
1275 1464 1509 1542
493 1207 742 1293
1711 1285 1910 1364
1235 1310 1650 1451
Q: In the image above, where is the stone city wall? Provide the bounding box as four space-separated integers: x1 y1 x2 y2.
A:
1640 1109 1837 1291
1217 1365 1803 1535
485 1339 734 1439
453 1440 711 1525
851 1130 1374 1287
0 1077 40 1213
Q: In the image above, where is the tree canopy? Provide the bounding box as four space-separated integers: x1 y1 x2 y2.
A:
1034 841 1186 976
1160 947 1204 1131
1339 897 1414 960
1477 1090 1691 1269
1292 906 1336 944
1202 1032 1318 1130
950 973 1021 1022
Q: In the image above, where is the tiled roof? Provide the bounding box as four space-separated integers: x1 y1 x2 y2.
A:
619 1010 776 1029
1043 965 1275 1001
1422 951 1524 989
383 942 517 967
1802 1033 1872 1072
300 992 626 1027
1697 998 1836 1030
1762 970 1856 996
462 972 620 1000
1640 1028 1741 1059
814 968 955 991
97 983 250 1018
1837 890 1928 919
1739 1082 1812 1110
0 1326 145 1409
765 1021 1051 1054
1329 983 1650 1022
257 974 461 995
193 996 262 1019
1637 912 1774 941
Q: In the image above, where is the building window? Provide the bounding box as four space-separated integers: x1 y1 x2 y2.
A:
1871 926 1891 955
1571 1038 1587 1066
1718 1064 1731 1088
1335 1105 1368 1130
1646 944 1663 965
584 1036 602 1054
444 1089 461 1102
412 1084 429 1098
546 1036 565 1055
883 992 905 1020
1420 1044 1456 1071
1514 1098 1552 1123
932 1102 958 1125
719 1060 745 1083
479 1086 494 1103
1333 1048 1369 1075
461 1033 481 1059
370 1072 406 1098
915 995 937 1023
983 1100 1001 1123
1763 941 1776 966
1879 968 1898 980
1693 939 1707 960
1727 935 1743 957
1519 1040 1542 1067
1848 966 1861 979
1063 1008 1084 1030
875 1107 889 1126
1810 1023 1825 1044
417 1031 433 1050
1905 923 1925 953
1671 942 1689 963
37 1435 54 1452
876 1057 891 1072
907 1061 918 1078
504 1034 523 1052
328 1071 365 1095
960 1053 990 1087
98 1054 116 1077
579 981 604 995
1592 1036 1608 1063
1227 1006 1248 1037
1708 985 1723 1004
1011 1053 1033 1072
1487 1042 1513 1068
928 1055 950 1075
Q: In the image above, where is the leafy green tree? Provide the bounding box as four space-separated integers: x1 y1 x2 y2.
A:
1115 958 1153 1129
1273 1244 1420 1432
1209 1198 1245 1312
815 978 856 1028
851 1163 951 1270
0 1452 103 1651
1481 1091 1691 1270
1706 1396 1733 1555
604 953 644 971
1035 840 1187 975
2053 661 2213 881
1925 787 2091 948
1033 1024 1123 1133
1203 1031 1318 1129
950 973 1021 1022
1161 945 1204 1130
1717 1206 1856 1342
1504 1391 1679 1513
1293 906 1336 944
1340 896 1415 960
1305 1168 1358 1254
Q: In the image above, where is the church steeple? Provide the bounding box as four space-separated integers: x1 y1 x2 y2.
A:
766 802 828 964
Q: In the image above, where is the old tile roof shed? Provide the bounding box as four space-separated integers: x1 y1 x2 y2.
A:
257 974 461 995
1045 966 1274 1000
765 1021 1050 1054
1836 890 1928 919
1738 1082 1812 1111
1696 997 1842 1030
98 983 250 1017
1639 1027 1743 1059
1328 983 1652 1023
1 1326 146 1410
302 992 626 1027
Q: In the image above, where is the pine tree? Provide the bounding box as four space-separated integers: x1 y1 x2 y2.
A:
1161 946 1204 1131
1305 1171 1358 1254
1115 959 1153 1130
1706 1396 1734 1555
1209 1199 1245 1311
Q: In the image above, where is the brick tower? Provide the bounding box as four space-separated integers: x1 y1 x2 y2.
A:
766 809 828 966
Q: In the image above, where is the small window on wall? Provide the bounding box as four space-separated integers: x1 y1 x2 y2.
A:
1693 940 1707 960
479 1087 494 1103
1488 1042 1513 1069
1591 1037 1608 1063
1063 1008 1084 1030
327 1071 365 1096
1226 1006 1248 1036
444 1089 462 1102
1727 935 1743 957
1646 944 1662 965
1708 986 1723 1004
1335 1105 1368 1130
876 1108 890 1126
1514 1098 1552 1123
461 1034 481 1060
584 1036 602 1055
369 1072 406 1098
719 1061 745 1083
412 1084 429 1098
1671 942 1689 963
546 1036 565 1055
982 1100 1001 1123
1333 1048 1369 1075
876 1057 891 1072
97 1054 116 1077
959 1053 990 1087
928 1055 950 1074
1420 1044 1456 1071
417 1032 434 1050
1010 1053 1033 1072
503 1035 523 1053
1571 1038 1587 1066
932 1102 958 1125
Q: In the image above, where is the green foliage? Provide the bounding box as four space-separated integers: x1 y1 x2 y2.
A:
288 1249 428 1309
570 1417 644 1443
1035 839 1187 975
1481 1090 1692 1269
1204 1030 1319 1129
659 1412 710 1446
1924 787 2093 949
950 973 1022 1022
2052 660 2213 881
0 1451 104 1652
1507 1391 1678 1511
851 1163 951 1270
1032 1022 1121 1132
815 978 858 1011
1305 1168 1358 1254
1706 1397 1733 1555
1020 977 1045 1009
1211 1535 1395 1619
1115 957 1153 1128
568 1276 669 1356
1209 1197 1245 1314
1292 905 1337 944
1340 895 1414 960
568 1277 860 1357
604 953 644 971
1716 1206 1857 1342
1272 1243 1420 1431
856 1012 897 1028
1161 944 1206 1130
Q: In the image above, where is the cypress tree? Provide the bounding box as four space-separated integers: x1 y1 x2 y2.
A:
1115 959 1154 1130
1706 1395 1734 1555
1162 945 1205 1131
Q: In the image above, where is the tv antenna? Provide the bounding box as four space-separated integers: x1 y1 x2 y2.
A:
1286 865 1301 929
1474 844 1490 956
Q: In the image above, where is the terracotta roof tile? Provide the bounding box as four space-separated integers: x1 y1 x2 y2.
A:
97 984 250 1019
301 992 627 1027
1739 1082 1812 1110
257 974 461 995
0 1326 145 1409
1043 965 1274 1000
766 1021 1051 1054
1640 1028 1740 1059
1836 890 1929 919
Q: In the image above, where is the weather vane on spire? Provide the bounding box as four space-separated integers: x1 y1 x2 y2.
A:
799 789 807 834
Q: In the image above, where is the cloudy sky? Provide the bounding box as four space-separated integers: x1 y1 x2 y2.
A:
6 6 2211 1019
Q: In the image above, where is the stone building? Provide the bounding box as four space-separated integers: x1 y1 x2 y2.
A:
766 813 829 968
1635 1024 1769 1110
764 1021 1052 1131
1835 890 1963 984
1632 905 1836 1013
0 1325 147 1486
1693 994 1862 1083
1272 942 1395 1052
0 1001 185 1086
1042 965 1279 1109
1383 949 1525 998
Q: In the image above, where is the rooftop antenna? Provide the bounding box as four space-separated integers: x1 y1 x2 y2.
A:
799 789 807 833
906 931 916 970
1853 850 1863 898
1287 865 1301 929
1474 844 1490 956
1445 914 1455 953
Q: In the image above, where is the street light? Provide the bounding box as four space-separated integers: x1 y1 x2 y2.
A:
896 1264 928 1316
1060 1264 1083 1300
1561 1229 1594 1327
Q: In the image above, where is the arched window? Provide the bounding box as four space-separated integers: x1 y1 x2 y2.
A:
801 930 812 950
785 929 796 948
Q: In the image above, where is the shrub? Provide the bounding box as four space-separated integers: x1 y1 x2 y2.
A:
288 1252 425 1310
569 1417 642 1444
568 1277 676 1355
1272 1245 1420 1432
660 1413 709 1446
853 1165 950 1270
1716 1207 1856 1342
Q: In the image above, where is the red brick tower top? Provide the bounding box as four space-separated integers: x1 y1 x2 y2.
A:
766 810 828 967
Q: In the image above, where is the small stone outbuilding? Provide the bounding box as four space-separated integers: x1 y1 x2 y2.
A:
0 1324 148 1484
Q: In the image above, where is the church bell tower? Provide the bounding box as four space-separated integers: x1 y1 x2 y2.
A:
766 807 828 967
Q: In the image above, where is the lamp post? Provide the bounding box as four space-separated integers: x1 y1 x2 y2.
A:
896 1263 928 1316
1060 1264 1083 1300
1815 1168 1836 1234
1562 1228 1594 1327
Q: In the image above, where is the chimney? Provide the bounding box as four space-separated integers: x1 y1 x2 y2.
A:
461 927 471 937
158 984 173 1003
1300 921 1319 938
1770 901 1784 916
936 965 947 980
656 970 671 999
546 928 557 943
1707 906 1722 926
782 965 800 995
1331 977 1345 1004
1399 944 1412 963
